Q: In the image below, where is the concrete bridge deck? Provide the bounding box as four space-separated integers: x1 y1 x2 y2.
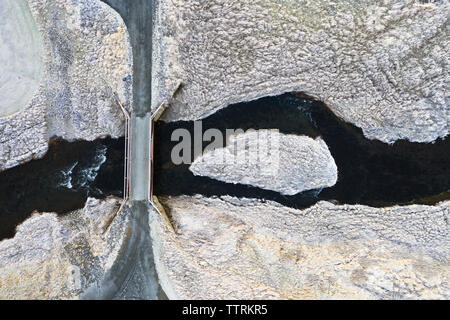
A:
130 113 151 201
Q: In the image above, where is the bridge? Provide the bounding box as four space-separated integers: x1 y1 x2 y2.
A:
110 92 167 211
84 0 166 300
103 0 157 204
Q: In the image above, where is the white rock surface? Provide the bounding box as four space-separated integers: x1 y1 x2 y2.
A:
154 0 449 143
189 130 337 195
0 0 132 172
0 197 128 299
151 196 450 299
0 0 43 117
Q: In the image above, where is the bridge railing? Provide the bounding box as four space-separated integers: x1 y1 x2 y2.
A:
148 103 175 232
112 92 131 201
102 85 131 234
148 103 168 202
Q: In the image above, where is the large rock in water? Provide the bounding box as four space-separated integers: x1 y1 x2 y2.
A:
151 196 450 299
154 0 449 143
189 130 338 195
0 0 132 172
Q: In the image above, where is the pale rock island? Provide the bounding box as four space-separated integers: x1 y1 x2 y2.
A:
189 131 338 195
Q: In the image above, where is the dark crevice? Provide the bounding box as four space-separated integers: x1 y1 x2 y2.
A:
0 137 124 240
154 93 450 208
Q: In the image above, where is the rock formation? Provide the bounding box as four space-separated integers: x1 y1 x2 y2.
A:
151 0 450 299
189 130 338 195
0 0 132 172
0 197 127 299
154 0 449 143
151 195 450 299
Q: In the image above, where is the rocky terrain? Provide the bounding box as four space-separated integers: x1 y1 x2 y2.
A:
0 0 448 300
0 0 135 299
151 195 450 299
0 197 128 299
150 1 450 298
154 0 449 143
190 130 337 195
0 0 132 172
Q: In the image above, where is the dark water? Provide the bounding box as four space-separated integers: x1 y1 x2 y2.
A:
154 93 450 208
1 93 448 240
0 137 124 240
